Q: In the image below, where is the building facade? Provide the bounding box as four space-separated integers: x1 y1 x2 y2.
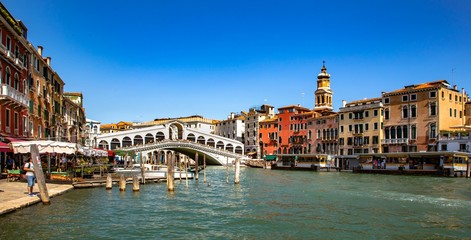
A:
244 104 275 158
0 3 29 141
259 116 278 156
214 112 245 143
382 80 468 152
85 118 101 148
63 92 86 144
277 105 311 154
309 112 339 155
338 98 383 155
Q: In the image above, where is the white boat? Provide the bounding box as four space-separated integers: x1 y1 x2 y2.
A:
114 164 194 180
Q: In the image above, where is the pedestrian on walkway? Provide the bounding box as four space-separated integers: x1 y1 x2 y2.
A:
23 158 35 196
6 156 15 170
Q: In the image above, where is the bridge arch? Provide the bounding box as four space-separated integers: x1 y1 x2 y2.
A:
226 143 234 152
111 138 120 150
99 140 109 150
197 136 205 144
207 138 215 147
169 123 183 140
123 137 132 147
187 133 196 142
216 141 224 149
156 132 165 141
235 146 243 154
134 135 143 145
145 133 154 144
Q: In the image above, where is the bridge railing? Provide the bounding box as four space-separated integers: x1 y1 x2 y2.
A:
117 139 248 159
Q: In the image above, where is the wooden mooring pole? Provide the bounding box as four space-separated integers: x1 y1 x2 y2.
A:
132 175 140 192
140 150 145 184
234 158 240 184
119 174 126 191
203 154 207 183
185 157 189 188
106 173 112 190
466 158 470 178
168 153 175 191
30 144 50 205
226 157 229 184
195 152 199 181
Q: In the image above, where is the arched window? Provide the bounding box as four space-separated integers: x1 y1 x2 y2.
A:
14 74 19 90
397 126 402 139
391 127 396 139
6 67 11 85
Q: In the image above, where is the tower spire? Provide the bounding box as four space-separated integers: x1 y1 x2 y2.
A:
314 62 333 111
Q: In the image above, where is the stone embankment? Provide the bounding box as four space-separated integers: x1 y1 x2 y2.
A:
0 179 74 216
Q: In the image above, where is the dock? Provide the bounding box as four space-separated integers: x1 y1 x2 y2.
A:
0 179 74 216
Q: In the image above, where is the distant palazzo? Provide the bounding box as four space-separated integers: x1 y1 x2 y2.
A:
381 80 468 152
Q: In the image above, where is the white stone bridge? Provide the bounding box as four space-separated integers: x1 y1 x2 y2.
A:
96 121 247 165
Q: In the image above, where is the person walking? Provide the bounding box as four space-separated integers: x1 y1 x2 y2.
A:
23 158 36 196
6 156 15 170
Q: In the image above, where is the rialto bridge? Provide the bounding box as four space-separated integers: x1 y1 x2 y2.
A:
96 121 247 165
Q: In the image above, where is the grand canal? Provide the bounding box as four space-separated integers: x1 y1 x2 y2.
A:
1 167 470 239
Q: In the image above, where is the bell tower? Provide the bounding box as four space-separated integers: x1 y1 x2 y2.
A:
314 61 333 111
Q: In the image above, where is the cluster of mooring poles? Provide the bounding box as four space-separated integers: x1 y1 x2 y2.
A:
106 151 242 192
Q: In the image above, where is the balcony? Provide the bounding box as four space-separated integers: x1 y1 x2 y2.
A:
381 138 409 145
0 84 29 109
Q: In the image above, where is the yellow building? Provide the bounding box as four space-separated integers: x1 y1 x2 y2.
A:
338 98 383 155
382 80 468 152
63 92 86 144
100 121 133 134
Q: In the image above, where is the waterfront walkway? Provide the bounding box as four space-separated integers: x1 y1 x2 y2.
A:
0 179 74 216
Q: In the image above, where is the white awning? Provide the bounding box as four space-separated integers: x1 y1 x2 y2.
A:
78 146 108 157
10 140 77 154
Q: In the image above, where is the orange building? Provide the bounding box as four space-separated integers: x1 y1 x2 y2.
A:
277 105 312 154
259 116 278 156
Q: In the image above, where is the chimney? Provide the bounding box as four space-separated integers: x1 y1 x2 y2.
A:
38 46 43 56
342 100 347 107
453 85 457 90
230 112 235 119
46 57 51 66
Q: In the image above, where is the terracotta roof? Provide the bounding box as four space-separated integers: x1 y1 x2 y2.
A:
278 105 311 111
346 97 382 105
385 80 449 95
260 117 278 123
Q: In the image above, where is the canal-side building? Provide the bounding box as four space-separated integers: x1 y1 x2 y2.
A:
259 116 278 156
308 111 339 155
63 92 86 144
214 112 245 143
277 105 311 154
244 104 275 158
84 118 101 148
382 80 468 152
0 3 29 142
338 98 383 155
100 121 134 134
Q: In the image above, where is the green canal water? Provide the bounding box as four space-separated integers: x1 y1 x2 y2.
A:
1 167 470 239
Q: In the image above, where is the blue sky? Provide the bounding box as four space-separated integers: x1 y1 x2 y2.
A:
3 0 471 123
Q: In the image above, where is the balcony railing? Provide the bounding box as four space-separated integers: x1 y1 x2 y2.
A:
381 138 409 144
438 136 469 140
0 84 29 108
